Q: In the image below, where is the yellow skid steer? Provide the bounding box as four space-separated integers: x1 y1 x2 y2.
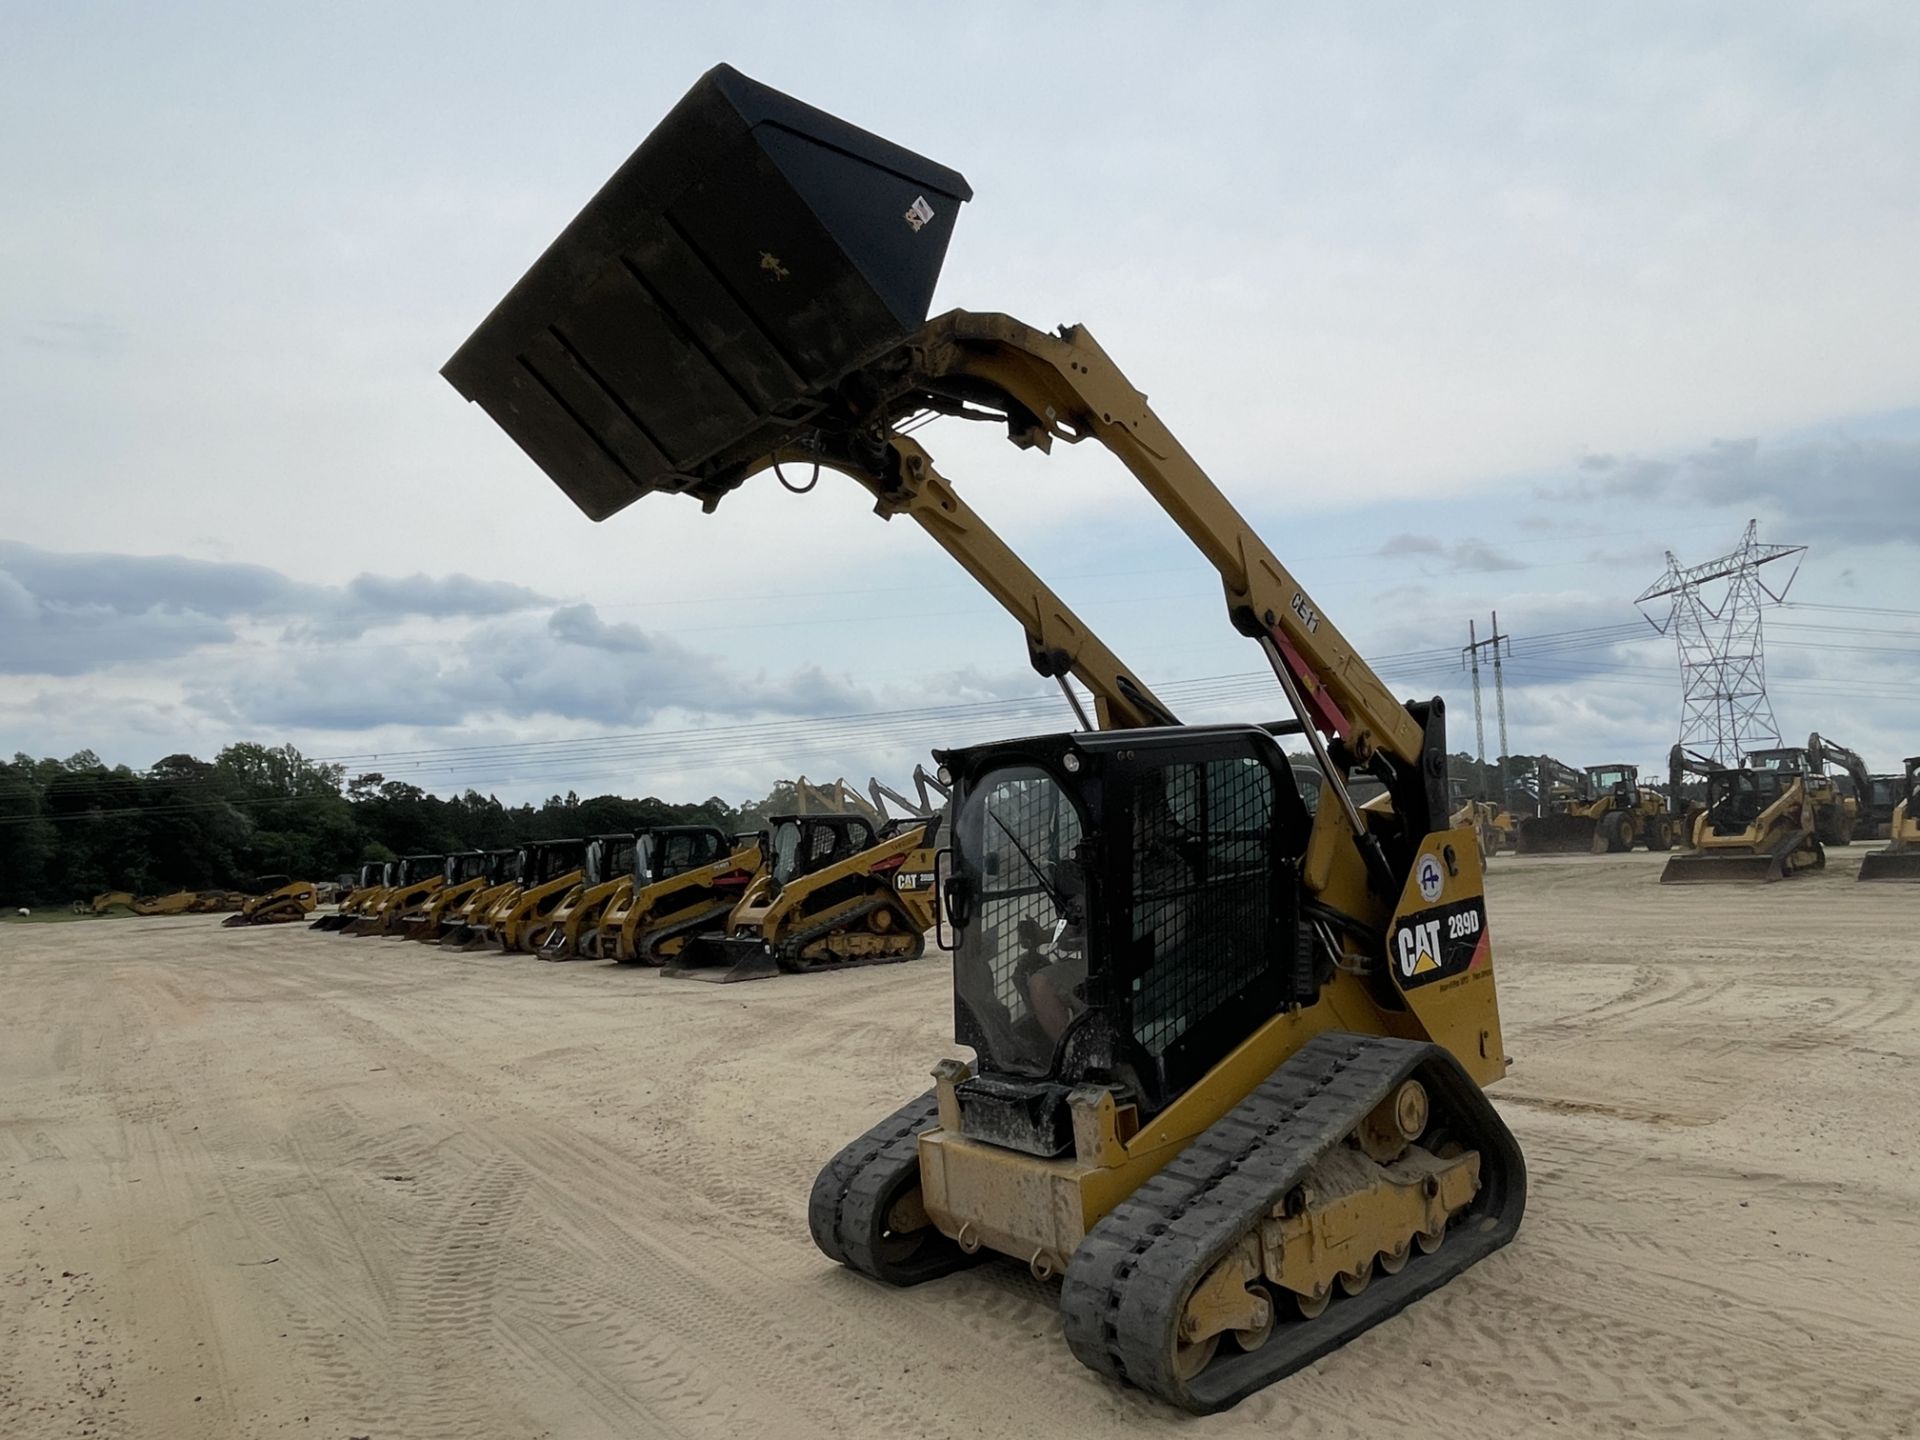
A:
445 63 1525 1411
1858 758 1920 881
665 813 936 983
592 826 760 964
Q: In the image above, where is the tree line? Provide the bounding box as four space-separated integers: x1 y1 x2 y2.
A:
0 744 805 908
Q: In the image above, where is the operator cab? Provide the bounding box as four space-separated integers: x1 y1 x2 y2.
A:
1705 768 1786 834
517 839 586 886
1586 764 1638 799
582 833 637 887
1745 748 1807 774
937 723 1318 1154
630 826 733 885
444 851 490 884
767 813 879 891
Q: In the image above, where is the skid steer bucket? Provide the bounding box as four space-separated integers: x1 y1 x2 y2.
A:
443 64 972 521
1858 846 1920 881
663 934 780 984
1661 834 1823 884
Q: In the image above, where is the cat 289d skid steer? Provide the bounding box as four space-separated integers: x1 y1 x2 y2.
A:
444 64 1525 1414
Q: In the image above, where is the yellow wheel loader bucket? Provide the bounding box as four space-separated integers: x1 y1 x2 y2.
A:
1514 814 1597 854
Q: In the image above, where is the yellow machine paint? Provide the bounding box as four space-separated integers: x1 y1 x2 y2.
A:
443 64 1525 1413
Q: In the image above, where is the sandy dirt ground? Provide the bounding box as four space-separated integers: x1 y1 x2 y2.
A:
2 849 1917 1439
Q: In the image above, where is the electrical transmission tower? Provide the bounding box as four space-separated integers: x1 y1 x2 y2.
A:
1462 614 1513 802
1636 520 1805 766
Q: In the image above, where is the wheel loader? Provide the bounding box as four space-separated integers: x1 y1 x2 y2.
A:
1516 762 1673 854
444 63 1524 1411
345 853 445 935
312 861 391 930
1858 757 1920 881
222 878 321 927
527 832 636 958
591 825 760 964
664 812 938 983
1660 763 1823 882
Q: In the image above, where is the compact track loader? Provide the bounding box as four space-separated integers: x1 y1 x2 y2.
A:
592 825 759 964
665 813 937 983
1858 758 1920 881
434 852 524 948
402 850 515 940
312 862 390 930
346 853 445 936
445 63 1524 1411
528 832 636 958
222 878 321 927
1860 773 1902 842
461 839 587 952
1747 747 1853 845
1661 764 1823 882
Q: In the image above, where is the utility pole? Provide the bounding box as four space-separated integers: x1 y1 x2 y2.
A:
1636 520 1805 766
1463 615 1513 804
1489 611 1512 807
1463 620 1487 799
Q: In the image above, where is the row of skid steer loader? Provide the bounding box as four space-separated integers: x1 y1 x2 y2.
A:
665 812 939 982
303 802 942 978
442 63 1526 1412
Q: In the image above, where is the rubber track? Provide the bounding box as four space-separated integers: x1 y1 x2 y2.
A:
628 900 739 967
1058 1031 1525 1414
808 1091 979 1285
773 896 924 975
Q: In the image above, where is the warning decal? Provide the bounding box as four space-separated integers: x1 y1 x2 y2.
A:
1389 896 1490 991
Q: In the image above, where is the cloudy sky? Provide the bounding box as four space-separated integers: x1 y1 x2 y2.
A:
4 1 1917 803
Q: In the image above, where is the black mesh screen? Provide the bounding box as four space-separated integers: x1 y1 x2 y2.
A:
1127 758 1275 1058
808 824 841 866
955 768 1086 1075
607 840 637 879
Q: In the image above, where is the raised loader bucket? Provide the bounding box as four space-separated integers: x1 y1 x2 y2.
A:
1858 846 1920 881
443 64 972 520
663 934 780 984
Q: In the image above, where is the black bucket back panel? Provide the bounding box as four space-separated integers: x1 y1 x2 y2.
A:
443 64 971 520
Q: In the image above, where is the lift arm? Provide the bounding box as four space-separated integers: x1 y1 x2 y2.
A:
848 434 1176 731
868 765 949 822
897 313 1424 770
